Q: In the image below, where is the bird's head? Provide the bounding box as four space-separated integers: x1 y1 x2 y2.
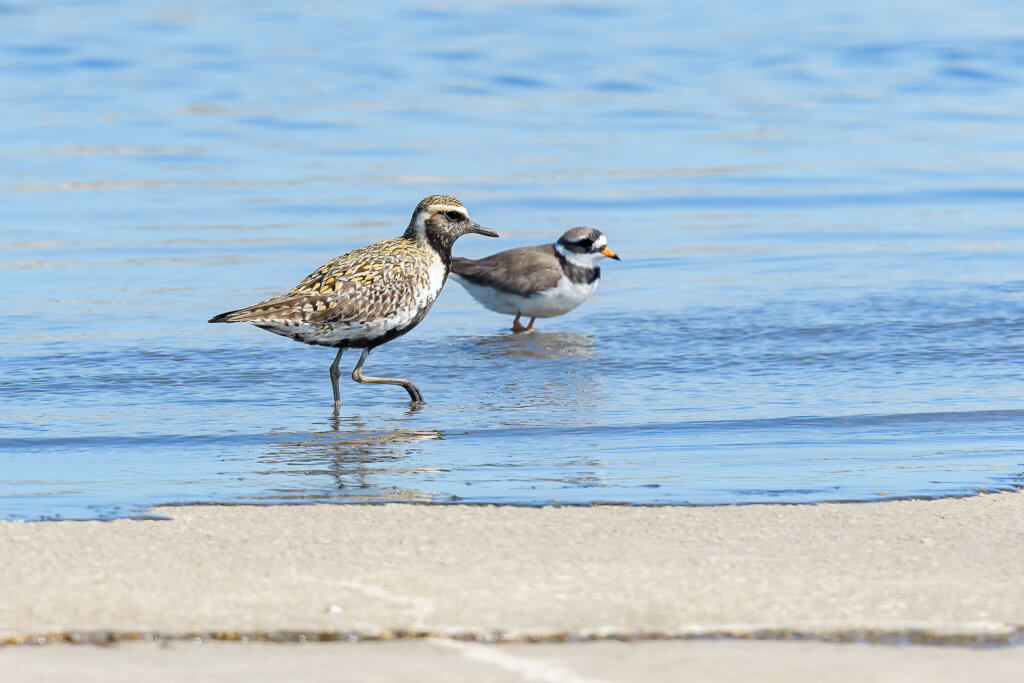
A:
555 227 620 268
405 195 498 252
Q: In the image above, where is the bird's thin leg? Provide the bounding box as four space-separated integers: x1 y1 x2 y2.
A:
351 348 425 406
526 317 536 332
511 313 528 334
329 348 345 409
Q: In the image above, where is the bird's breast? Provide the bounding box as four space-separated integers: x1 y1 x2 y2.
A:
419 252 448 305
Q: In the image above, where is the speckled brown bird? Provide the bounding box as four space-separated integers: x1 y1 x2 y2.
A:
209 195 497 408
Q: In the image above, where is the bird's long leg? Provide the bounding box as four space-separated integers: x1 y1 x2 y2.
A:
351 347 425 406
511 313 528 334
525 317 536 332
329 348 345 409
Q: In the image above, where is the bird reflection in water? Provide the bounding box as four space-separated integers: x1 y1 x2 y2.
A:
258 332 601 501
262 417 445 502
470 331 596 361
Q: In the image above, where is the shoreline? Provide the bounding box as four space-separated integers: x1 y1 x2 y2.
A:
19 483 1024 526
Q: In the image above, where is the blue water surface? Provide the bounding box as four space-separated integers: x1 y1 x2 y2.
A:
3 0 1024 519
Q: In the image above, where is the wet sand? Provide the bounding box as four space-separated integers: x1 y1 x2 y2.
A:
2 493 1024 680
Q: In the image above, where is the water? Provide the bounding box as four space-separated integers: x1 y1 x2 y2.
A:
3 1 1024 520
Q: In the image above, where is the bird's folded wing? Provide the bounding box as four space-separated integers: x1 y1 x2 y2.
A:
211 271 415 325
210 242 420 325
210 292 359 324
451 246 563 297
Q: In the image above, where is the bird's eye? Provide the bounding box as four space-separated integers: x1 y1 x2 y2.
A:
445 210 464 221
577 238 593 249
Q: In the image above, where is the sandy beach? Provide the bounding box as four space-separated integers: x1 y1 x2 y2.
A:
2 492 1024 680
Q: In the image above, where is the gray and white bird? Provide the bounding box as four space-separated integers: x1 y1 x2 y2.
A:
209 195 498 408
449 227 619 333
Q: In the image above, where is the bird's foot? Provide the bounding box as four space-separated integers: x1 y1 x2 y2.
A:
511 313 528 333
405 382 425 408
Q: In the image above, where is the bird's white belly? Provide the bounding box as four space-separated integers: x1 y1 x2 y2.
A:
455 274 598 318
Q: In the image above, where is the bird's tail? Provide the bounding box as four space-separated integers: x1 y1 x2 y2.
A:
208 295 303 324
208 310 241 323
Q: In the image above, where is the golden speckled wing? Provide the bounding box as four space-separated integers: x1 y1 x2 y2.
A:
216 238 434 326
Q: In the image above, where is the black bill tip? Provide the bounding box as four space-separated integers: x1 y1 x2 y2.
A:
468 221 499 238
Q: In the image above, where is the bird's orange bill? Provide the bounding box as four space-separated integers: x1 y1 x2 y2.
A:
601 246 621 260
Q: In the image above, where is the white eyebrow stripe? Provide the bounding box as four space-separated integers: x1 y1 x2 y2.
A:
593 234 607 249
431 204 468 216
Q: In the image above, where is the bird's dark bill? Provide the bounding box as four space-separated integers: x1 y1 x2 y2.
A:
468 222 499 238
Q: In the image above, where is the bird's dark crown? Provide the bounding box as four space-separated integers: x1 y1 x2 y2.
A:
556 226 606 254
415 195 465 213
